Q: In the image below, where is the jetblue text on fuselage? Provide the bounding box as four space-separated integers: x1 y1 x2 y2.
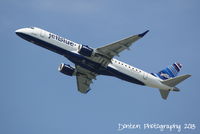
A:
48 33 75 46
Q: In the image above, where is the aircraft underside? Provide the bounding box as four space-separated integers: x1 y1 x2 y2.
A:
65 54 145 85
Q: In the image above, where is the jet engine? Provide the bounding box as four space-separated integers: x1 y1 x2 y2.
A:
78 44 94 57
58 63 76 76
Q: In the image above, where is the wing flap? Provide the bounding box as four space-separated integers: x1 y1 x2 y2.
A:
76 65 97 93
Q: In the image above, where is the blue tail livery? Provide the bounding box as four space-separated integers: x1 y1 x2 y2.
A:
152 62 182 80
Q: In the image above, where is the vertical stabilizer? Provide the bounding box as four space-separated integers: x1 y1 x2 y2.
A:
152 62 182 80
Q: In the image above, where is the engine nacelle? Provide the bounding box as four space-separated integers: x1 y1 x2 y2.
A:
78 44 93 57
58 63 76 76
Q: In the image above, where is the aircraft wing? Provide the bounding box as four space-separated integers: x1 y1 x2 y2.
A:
95 30 149 59
75 65 97 93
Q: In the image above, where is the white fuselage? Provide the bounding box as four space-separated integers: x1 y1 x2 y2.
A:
15 27 173 91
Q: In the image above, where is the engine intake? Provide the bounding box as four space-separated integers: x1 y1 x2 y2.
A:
78 45 93 57
58 63 76 76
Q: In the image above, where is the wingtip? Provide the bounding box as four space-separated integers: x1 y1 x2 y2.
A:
138 30 149 37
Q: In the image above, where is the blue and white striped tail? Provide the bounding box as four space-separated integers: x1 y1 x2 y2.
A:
151 62 182 80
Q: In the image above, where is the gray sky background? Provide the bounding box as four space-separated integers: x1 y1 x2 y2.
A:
1 0 200 134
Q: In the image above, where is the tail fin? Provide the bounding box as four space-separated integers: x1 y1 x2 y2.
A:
152 62 182 80
159 74 191 100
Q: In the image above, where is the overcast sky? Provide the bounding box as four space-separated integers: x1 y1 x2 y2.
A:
1 0 200 134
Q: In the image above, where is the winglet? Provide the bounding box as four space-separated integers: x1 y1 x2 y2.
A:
138 30 149 37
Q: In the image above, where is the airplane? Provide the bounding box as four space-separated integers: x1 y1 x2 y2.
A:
15 27 191 100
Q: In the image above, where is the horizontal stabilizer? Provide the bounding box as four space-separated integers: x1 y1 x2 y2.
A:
159 74 191 100
161 74 191 87
159 89 169 100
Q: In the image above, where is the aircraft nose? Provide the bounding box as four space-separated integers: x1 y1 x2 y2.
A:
15 28 30 39
15 28 25 36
